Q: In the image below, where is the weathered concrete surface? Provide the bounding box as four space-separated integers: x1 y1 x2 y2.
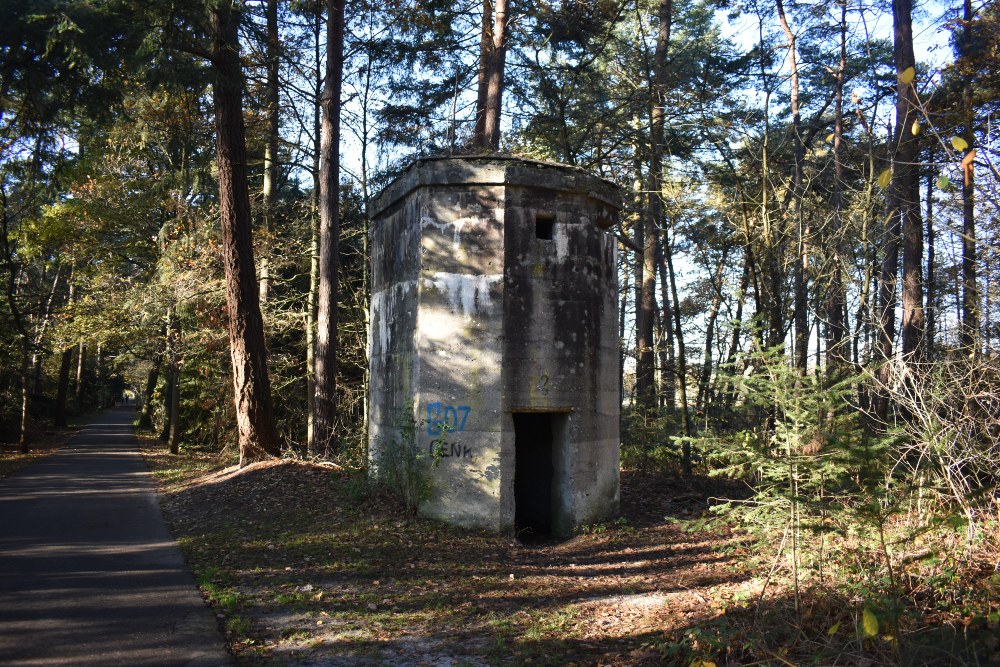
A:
369 156 622 536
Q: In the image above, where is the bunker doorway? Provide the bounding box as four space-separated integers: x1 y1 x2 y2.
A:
513 411 569 540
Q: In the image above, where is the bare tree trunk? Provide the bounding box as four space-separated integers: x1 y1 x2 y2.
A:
697 250 728 413
53 346 73 429
721 256 751 410
53 280 76 429
473 0 509 150
210 1 281 465
637 0 672 412
630 135 644 406
306 4 322 453
619 262 628 406
259 0 280 303
826 0 849 371
75 340 86 406
776 0 808 372
19 344 30 453
168 329 181 456
159 368 173 441
138 341 163 430
27 263 63 399
313 0 345 456
31 351 42 397
665 224 692 474
160 311 177 442
656 245 675 409
960 0 978 353
926 155 935 355
893 0 924 359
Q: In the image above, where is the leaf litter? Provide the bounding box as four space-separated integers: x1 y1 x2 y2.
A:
143 447 756 666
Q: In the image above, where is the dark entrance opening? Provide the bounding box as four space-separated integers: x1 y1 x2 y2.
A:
514 412 556 539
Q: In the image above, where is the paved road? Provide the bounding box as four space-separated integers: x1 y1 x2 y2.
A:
0 406 231 666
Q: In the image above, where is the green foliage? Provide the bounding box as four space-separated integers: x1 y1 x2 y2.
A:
371 404 452 513
707 348 866 506
696 347 895 601
620 404 687 472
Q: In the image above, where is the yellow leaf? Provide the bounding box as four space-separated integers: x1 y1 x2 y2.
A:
828 621 842 636
952 136 969 151
826 133 835 143
936 175 951 190
878 168 893 189
900 66 916 84
911 120 921 136
690 662 717 667
862 607 879 637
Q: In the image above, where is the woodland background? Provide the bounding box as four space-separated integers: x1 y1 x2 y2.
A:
1 0 999 659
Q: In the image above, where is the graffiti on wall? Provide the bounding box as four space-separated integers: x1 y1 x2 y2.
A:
426 402 470 435
426 402 473 459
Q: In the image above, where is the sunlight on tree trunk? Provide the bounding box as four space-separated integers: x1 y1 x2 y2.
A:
473 0 509 150
313 0 345 457
210 1 280 466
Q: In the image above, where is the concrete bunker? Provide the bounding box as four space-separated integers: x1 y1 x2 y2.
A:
368 156 622 537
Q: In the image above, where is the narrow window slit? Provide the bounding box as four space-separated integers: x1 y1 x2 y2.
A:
535 213 555 240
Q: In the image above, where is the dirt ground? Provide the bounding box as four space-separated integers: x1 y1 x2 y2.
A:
145 454 768 666
147 453 1000 667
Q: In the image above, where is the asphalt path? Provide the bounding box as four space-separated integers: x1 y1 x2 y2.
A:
0 406 231 666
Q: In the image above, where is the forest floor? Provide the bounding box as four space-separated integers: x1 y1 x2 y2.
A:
142 442 1000 667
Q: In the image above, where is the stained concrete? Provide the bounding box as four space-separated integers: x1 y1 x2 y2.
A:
369 156 622 536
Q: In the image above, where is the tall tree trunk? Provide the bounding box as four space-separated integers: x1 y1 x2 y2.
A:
697 250 728 413
19 343 30 453
876 129 900 420
161 311 177 442
75 340 86 406
313 0 345 456
926 155 935 355
31 352 43 397
210 1 281 465
259 0 280 303
53 280 76 429
29 263 63 397
960 0 978 353
168 319 181 456
637 0 672 412
665 225 692 474
776 0 808 371
53 346 73 429
630 132 644 406
159 370 173 441
473 0 509 150
165 314 181 452
722 255 751 409
826 0 849 371
656 245 675 409
619 257 628 406
96 342 107 407
138 341 163 430
893 0 924 359
306 4 322 453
